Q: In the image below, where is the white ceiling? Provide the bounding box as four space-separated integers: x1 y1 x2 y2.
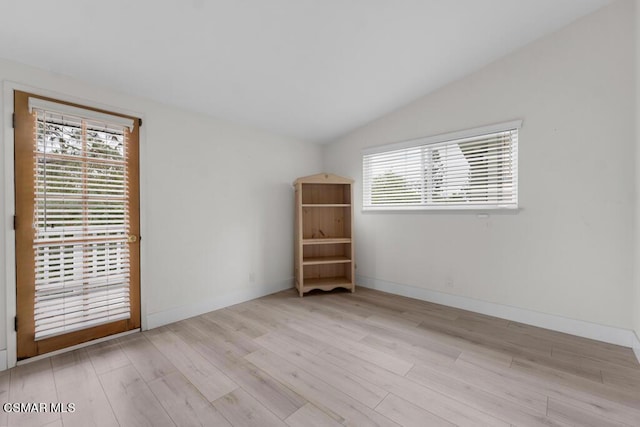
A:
0 0 611 143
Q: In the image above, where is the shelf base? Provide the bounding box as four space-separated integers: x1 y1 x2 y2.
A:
296 277 355 296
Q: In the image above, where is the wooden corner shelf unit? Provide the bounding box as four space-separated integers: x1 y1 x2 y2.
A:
294 173 355 297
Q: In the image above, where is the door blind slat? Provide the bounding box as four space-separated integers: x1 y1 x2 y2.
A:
32 106 132 341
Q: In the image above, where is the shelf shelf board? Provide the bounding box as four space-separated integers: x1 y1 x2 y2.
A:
301 277 353 292
303 256 351 266
302 204 351 208
302 238 351 245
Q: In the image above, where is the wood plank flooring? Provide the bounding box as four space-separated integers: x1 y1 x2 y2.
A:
5 287 640 426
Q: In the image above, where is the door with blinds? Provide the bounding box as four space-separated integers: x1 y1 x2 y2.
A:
14 91 140 359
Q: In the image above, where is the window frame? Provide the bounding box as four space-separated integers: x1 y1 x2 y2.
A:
362 120 521 212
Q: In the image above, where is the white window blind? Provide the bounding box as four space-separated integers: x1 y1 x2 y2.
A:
31 100 133 340
363 121 520 210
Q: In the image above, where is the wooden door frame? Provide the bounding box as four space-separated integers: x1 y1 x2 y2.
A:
2 81 148 368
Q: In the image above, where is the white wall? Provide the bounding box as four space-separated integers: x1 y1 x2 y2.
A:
325 0 635 331
0 58 322 363
634 0 640 354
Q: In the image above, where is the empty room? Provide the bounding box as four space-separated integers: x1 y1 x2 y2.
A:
1 0 640 426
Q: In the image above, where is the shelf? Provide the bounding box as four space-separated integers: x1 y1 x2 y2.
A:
303 256 351 266
303 238 351 245
301 277 353 292
295 174 355 297
302 204 351 208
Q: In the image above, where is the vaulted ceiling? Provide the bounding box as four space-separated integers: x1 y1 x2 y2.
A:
0 0 611 142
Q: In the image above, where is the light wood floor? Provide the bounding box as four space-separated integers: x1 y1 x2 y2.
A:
2 287 640 427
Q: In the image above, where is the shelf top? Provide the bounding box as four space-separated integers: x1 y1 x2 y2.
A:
293 173 354 186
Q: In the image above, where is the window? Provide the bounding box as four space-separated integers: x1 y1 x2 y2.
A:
362 121 520 210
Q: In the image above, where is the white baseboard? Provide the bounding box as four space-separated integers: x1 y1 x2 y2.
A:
633 331 640 364
0 349 6 371
146 279 293 330
357 275 638 349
